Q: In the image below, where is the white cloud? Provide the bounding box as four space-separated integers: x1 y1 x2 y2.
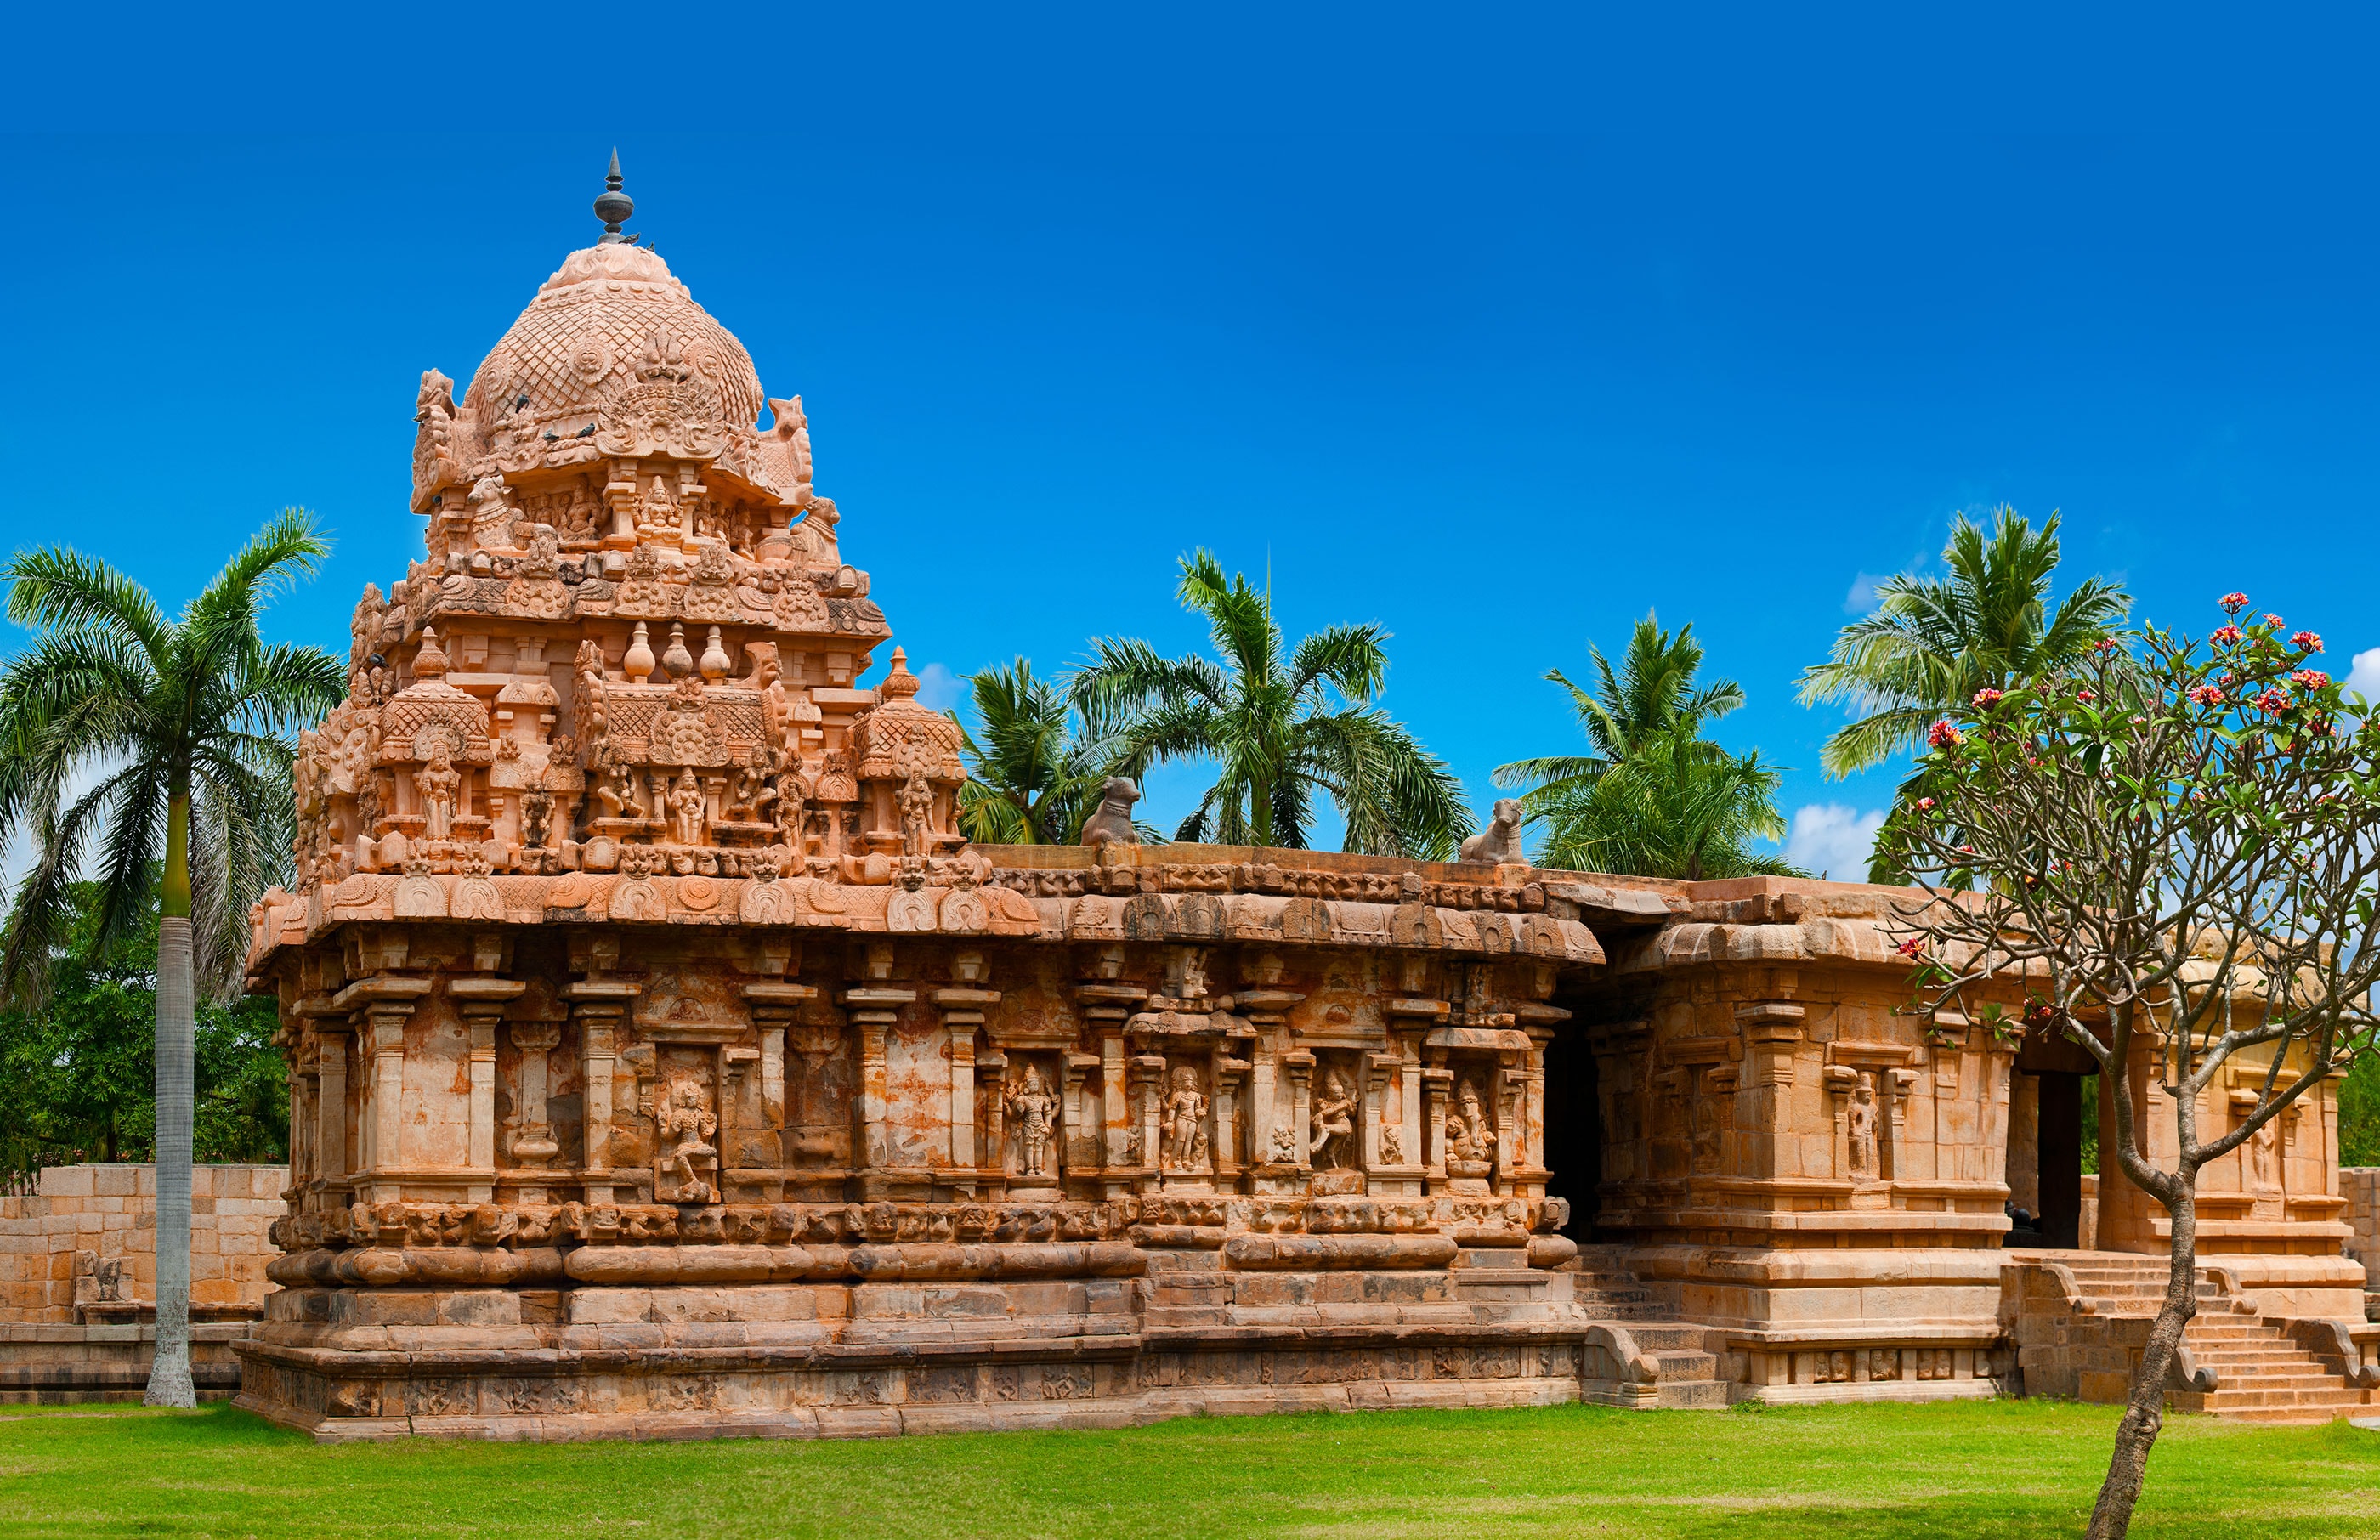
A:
1785 803 1885 881
1843 572 1898 613
912 661 962 712
2346 646 2380 706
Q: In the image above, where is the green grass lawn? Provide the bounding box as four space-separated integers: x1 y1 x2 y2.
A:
0 1400 2373 1539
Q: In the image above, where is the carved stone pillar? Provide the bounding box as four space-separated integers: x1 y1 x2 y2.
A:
1423 1064 1453 1187
934 985 999 1188
314 1028 349 1206
741 981 819 1189
836 983 916 1198
1210 1050 1249 1178
1130 1054 1163 1180
1284 1050 1316 1173
451 977 527 1203
508 1023 562 1203
565 978 638 1204
332 975 432 1203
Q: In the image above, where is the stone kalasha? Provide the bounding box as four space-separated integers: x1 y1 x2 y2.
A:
236 163 2377 1441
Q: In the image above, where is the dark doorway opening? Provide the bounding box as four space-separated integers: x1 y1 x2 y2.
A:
2010 1025 2101 1249
1541 1028 1600 1243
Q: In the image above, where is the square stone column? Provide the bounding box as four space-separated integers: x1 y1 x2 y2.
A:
564 978 639 1205
836 985 917 1197
450 977 528 1203
935 987 1000 1186
331 974 433 1203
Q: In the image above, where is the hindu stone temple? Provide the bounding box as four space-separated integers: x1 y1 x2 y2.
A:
230 166 2380 1439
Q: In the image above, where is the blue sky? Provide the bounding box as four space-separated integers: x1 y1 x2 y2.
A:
4 99 2376 875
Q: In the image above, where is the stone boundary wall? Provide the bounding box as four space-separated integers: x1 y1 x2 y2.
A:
2346 1168 2380 1319
0 1165 287 1323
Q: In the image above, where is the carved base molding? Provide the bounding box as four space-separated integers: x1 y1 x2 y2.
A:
235 1316 1593 1442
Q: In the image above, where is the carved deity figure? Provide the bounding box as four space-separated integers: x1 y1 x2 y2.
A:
638 475 679 538
1379 1125 1404 1164
898 770 934 858
593 755 645 821
1446 1079 1498 1169
1310 1070 1357 1170
666 769 707 846
415 749 462 841
1847 1074 1880 1181
725 745 778 825
1271 1124 1297 1163
518 776 554 852
2248 1121 2280 1191
1159 1067 1209 1170
654 1075 719 1203
1005 1063 1060 1178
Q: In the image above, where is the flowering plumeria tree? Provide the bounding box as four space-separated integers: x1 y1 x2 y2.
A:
1873 595 2380 1540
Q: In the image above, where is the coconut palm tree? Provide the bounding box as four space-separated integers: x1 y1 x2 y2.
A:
1493 614 1799 879
953 658 1108 845
1798 507 2129 777
1491 612 1744 812
1072 551 1471 858
0 510 343 1407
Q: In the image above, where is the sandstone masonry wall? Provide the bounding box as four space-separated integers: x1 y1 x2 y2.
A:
0 1165 286 1323
2345 1167 2380 1317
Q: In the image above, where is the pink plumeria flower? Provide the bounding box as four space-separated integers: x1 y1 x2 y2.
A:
2255 688 2292 714
2212 625 2241 646
2292 669 2330 688
1895 937 1925 958
2219 592 2249 614
2092 637 2121 655
2291 631 2323 653
2188 684 2223 706
1971 688 2003 707
2264 613 2286 628
1929 720 1962 748
2077 689 2097 703
1914 797 1935 812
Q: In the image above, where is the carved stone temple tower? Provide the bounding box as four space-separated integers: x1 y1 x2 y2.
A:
235 166 2376 1439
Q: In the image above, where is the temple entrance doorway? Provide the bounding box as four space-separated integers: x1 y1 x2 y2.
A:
2009 1026 2100 1249
1541 1027 1601 1243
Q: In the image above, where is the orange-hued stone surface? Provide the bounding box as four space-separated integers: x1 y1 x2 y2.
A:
215 190 2375 1440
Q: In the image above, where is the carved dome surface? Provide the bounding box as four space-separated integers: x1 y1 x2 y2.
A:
462 243 767 437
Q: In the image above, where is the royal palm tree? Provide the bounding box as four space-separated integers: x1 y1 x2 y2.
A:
1073 551 1471 858
1494 614 1799 879
1798 507 2128 777
954 658 1108 845
0 511 343 1407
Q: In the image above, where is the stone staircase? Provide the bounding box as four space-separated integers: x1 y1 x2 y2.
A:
2036 1253 2378 1425
1569 1244 1727 1409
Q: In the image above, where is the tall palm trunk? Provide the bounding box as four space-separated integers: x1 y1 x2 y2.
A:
143 787 196 1408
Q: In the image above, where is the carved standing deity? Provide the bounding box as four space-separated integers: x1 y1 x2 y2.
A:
1159 1067 1210 1170
898 771 934 858
666 769 707 846
1004 1063 1060 1178
1310 1070 1357 1170
518 774 554 852
1847 1074 1880 1181
2248 1120 2280 1191
415 749 462 841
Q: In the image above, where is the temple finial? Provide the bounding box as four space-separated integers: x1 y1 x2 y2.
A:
594 150 634 244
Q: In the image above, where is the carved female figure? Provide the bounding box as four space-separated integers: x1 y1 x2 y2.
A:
1159 1067 1209 1170
1310 1070 1357 1169
415 749 462 841
666 768 707 846
1847 1074 1880 1181
1004 1063 1059 1178
898 770 934 857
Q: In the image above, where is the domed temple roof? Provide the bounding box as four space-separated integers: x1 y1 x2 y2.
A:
462 242 767 442
411 161 810 512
